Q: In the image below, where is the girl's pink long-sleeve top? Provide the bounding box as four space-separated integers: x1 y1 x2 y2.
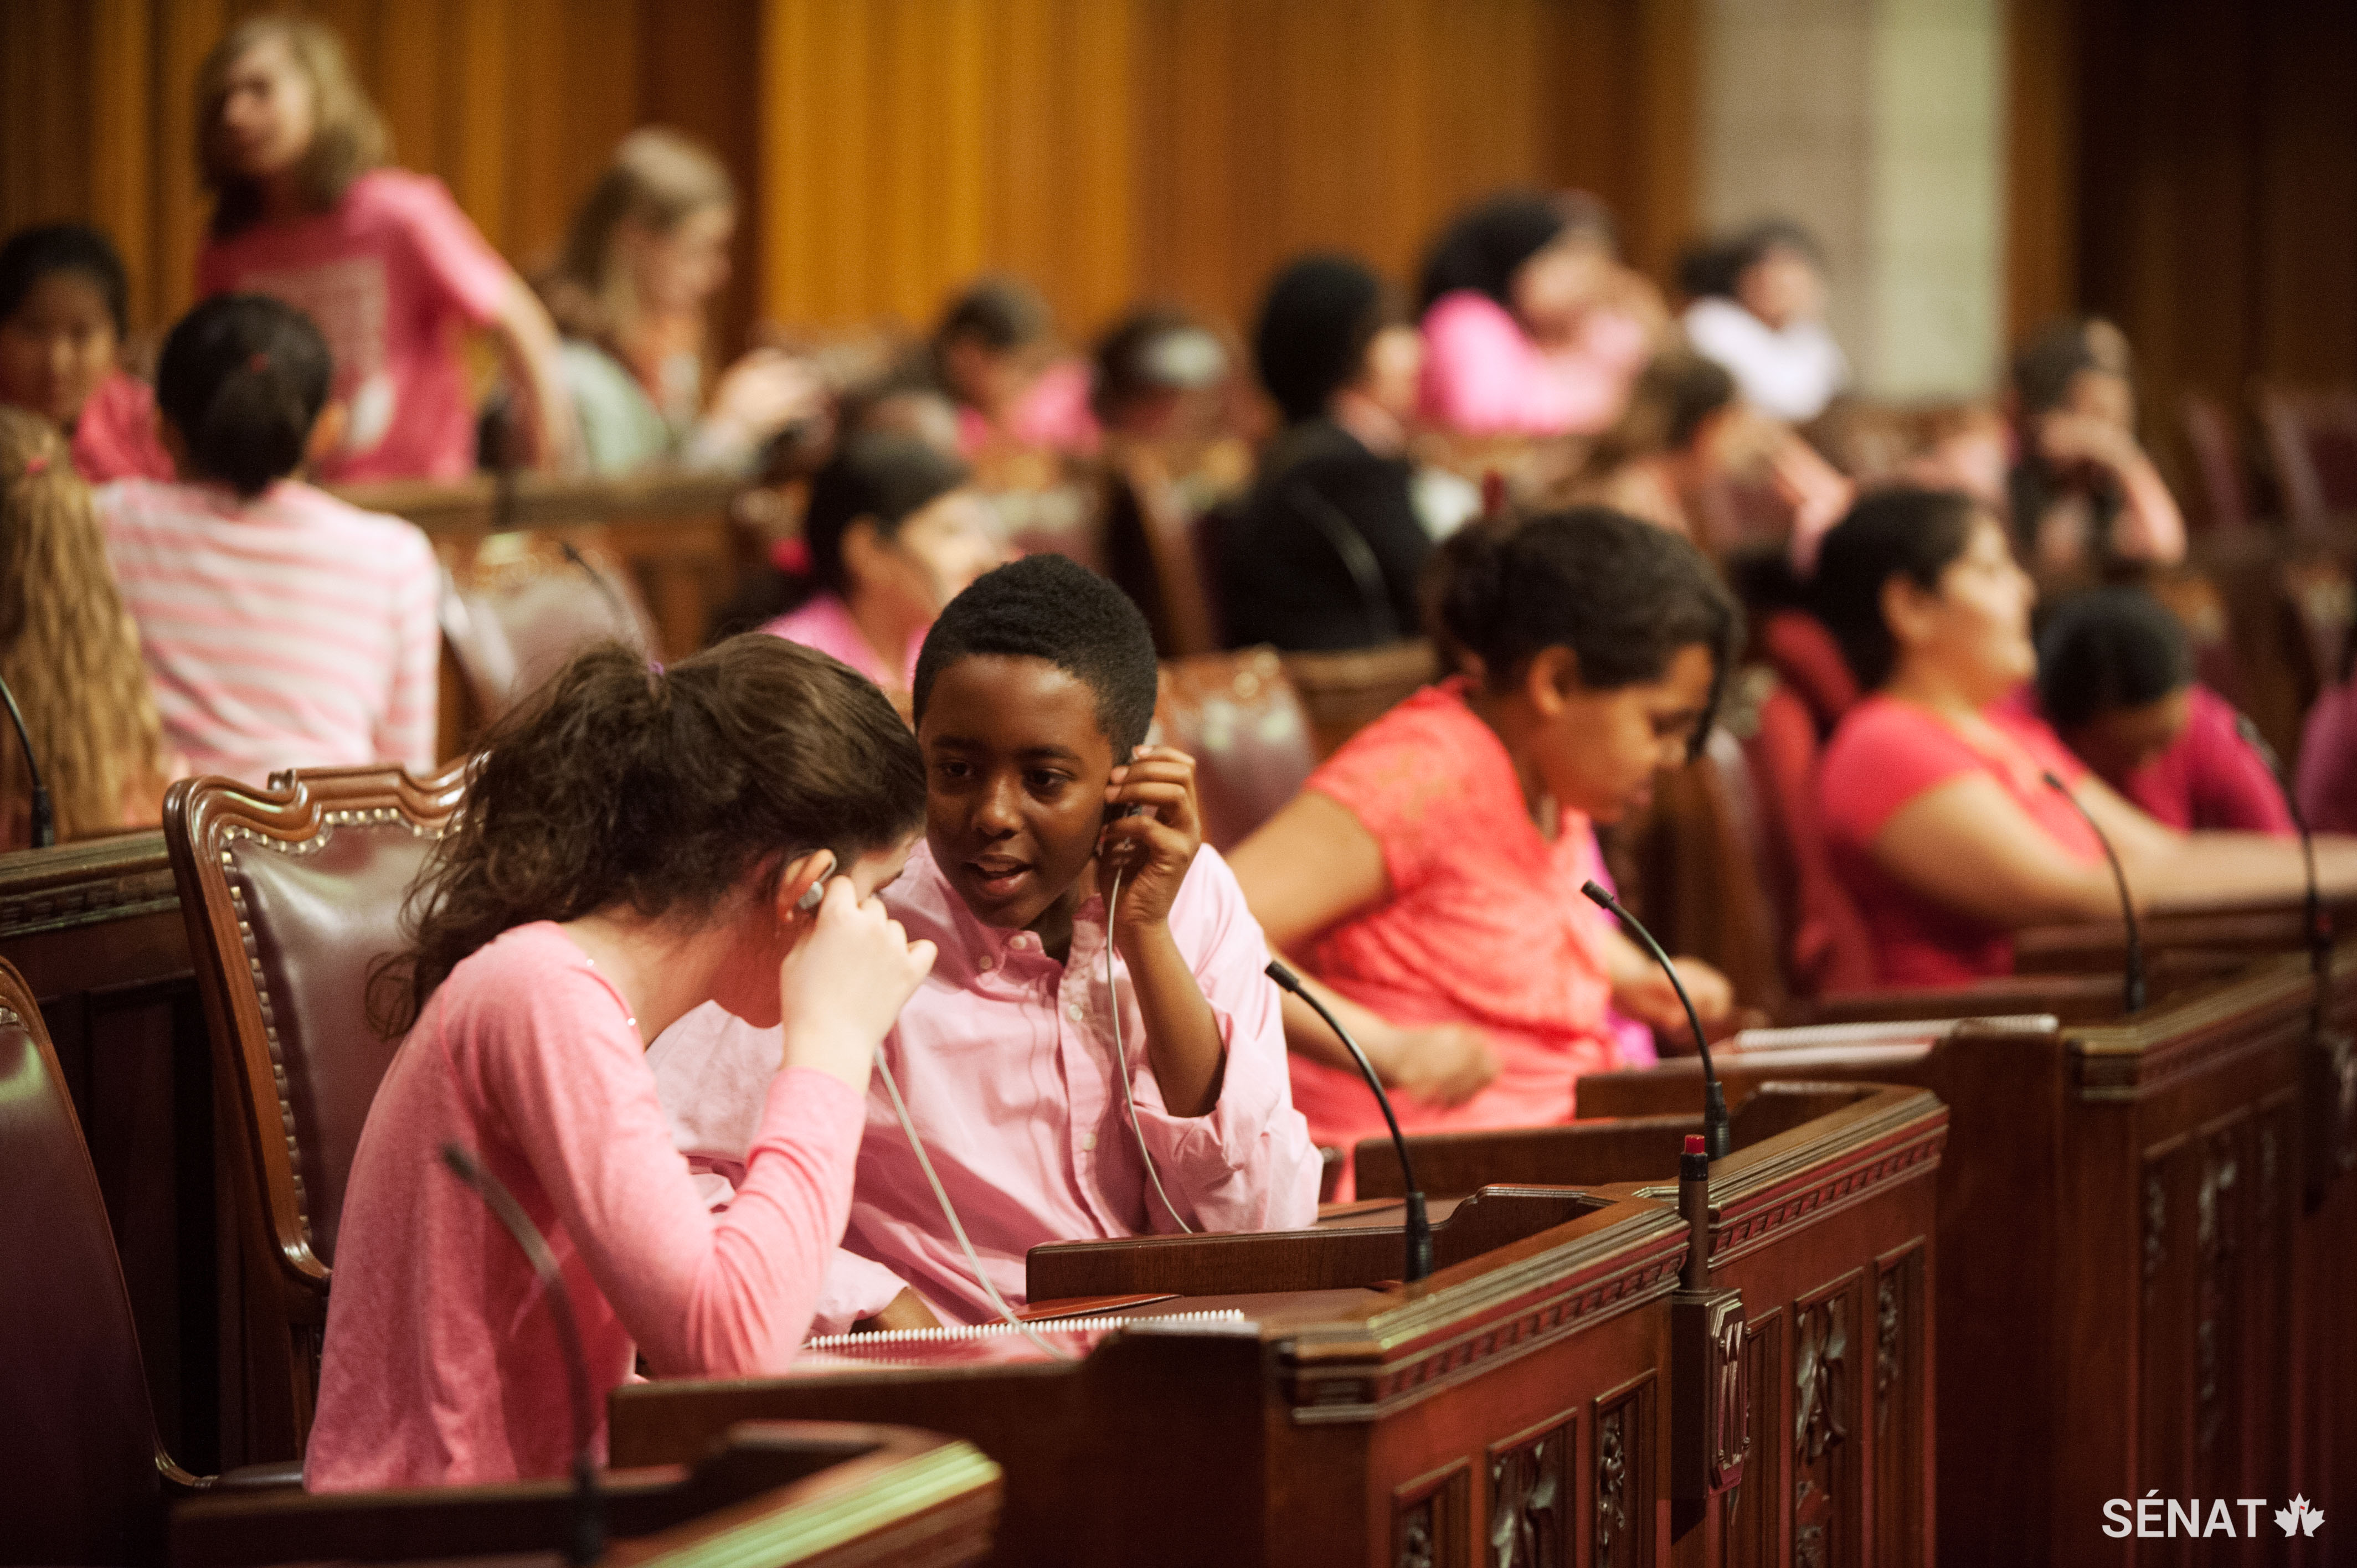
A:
305 921 864 1491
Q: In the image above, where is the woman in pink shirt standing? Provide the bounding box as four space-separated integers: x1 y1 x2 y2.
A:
1812 488 2355 988
1417 190 1663 438
308 637 937 1490
192 16 575 481
1229 510 1742 1193
761 431 1003 714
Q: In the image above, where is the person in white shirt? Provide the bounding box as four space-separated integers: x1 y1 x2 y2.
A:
1680 221 1848 424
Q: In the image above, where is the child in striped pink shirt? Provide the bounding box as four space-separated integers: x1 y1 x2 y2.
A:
97 294 439 787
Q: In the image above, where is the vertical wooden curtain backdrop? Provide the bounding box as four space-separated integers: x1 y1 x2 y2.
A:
762 0 1697 337
1 0 1692 351
2006 0 2357 486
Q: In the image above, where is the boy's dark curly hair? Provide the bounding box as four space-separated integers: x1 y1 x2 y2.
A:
912 554 1159 757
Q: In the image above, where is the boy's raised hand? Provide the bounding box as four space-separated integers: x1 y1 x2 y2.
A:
1098 744 1203 951
778 878 936 1092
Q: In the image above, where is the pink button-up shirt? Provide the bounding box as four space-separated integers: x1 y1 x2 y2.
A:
650 839 1321 1324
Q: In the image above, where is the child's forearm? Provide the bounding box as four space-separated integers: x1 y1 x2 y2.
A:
494 279 580 471
1123 922 1226 1116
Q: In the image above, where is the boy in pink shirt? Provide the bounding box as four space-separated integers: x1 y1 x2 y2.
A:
308 637 936 1490
656 555 1321 1323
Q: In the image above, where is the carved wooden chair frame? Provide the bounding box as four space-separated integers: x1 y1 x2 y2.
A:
163 761 467 1448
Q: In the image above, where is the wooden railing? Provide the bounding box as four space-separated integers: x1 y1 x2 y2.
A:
334 470 751 664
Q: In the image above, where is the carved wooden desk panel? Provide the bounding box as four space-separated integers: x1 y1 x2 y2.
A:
611 1086 1944 1568
1577 950 2355 1566
1350 1084 1946 1568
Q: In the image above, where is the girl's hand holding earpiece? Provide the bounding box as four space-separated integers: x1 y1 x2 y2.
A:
777 878 936 1093
1098 745 1204 955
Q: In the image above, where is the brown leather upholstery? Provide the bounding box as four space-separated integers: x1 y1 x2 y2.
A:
2180 391 2254 533
1152 649 1317 852
1102 441 1230 658
0 957 187 1563
164 762 467 1455
2257 383 2357 540
1279 639 1439 758
438 529 660 726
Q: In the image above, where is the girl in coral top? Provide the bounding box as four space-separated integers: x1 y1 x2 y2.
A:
1811 487 2357 989
1229 509 1742 1190
307 637 937 1490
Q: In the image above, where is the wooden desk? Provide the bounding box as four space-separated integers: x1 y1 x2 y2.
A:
2011 889 2357 978
0 832 233 1469
1347 1084 1943 1568
610 1083 1945 1567
172 1421 999 1567
1577 950 2356 1565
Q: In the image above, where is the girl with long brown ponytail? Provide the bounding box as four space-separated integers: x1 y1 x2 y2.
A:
0 406 172 846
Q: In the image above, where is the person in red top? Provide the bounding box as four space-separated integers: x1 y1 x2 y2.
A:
2033 586 2293 835
0 225 175 483
192 15 575 481
1230 509 1742 1190
308 637 937 1490
1813 488 2355 988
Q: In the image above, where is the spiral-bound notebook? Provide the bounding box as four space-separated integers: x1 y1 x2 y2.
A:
793 1308 1253 1369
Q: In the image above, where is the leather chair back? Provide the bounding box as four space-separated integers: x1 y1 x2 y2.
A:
2180 391 2253 533
164 762 466 1451
1279 639 1439 759
439 530 659 727
2258 383 2357 540
0 957 185 1564
1740 680 1877 998
1103 442 1226 658
1153 649 1317 851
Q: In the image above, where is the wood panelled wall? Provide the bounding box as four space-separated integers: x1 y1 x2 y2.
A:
2008 0 2357 473
764 0 1697 337
1 0 1693 355
0 0 762 349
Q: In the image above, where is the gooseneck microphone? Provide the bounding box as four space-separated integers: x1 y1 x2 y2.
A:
1581 881 1731 1159
1265 958 1433 1282
441 1144 603 1567
2235 713 2329 980
2041 772 2146 1014
0 670 54 848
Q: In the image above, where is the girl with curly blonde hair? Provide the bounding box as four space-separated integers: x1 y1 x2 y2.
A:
0 407 172 845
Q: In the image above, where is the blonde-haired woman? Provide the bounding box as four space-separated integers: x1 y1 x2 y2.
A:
0 409 173 847
193 14 577 481
542 127 824 475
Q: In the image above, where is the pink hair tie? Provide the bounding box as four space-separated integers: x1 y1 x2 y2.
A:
20 455 48 476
